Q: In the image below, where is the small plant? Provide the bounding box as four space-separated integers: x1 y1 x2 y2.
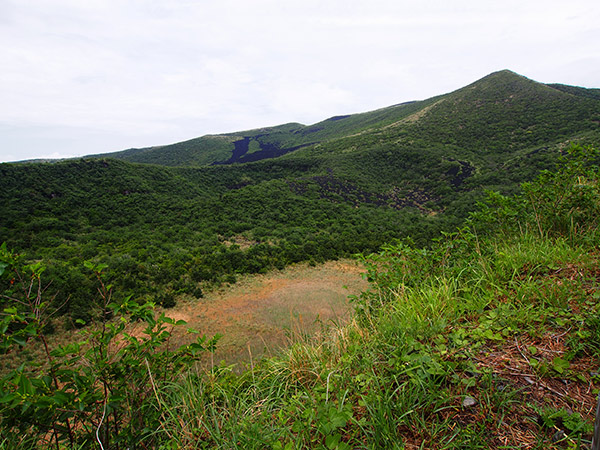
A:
0 245 219 448
471 144 600 242
537 406 593 443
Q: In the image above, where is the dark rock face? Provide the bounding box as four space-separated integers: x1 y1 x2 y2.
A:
214 137 314 165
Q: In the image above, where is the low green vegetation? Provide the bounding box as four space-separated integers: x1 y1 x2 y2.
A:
2 145 599 448
0 156 449 324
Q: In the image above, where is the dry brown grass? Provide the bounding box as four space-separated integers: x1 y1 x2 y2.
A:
162 259 367 366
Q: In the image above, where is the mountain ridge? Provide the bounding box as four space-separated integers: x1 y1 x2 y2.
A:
85 69 599 167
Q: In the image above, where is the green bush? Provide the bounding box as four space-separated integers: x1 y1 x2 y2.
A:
0 248 219 448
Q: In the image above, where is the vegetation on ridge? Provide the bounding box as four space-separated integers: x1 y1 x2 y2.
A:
2 145 600 449
1 70 600 447
97 71 600 169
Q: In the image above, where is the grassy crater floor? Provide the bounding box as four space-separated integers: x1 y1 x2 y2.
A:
161 259 367 367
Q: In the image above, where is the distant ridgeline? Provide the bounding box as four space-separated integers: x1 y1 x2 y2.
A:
1 70 599 322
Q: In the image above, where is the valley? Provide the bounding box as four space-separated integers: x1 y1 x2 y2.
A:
2 70 599 328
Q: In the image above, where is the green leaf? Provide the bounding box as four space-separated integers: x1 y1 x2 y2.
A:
552 357 570 374
325 434 341 449
529 358 539 368
0 393 20 404
0 261 9 277
291 420 304 433
329 410 349 429
52 391 70 406
12 336 28 347
17 374 35 396
35 396 55 409
528 346 538 355
24 261 45 276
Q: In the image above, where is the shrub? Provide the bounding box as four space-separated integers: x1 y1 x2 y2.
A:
0 247 219 448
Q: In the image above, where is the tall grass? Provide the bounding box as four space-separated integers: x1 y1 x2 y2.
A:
147 230 596 447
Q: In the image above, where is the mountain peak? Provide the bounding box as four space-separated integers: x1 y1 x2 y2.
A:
487 69 521 77
462 69 534 90
446 69 565 104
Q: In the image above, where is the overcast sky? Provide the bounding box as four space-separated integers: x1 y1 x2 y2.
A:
1 0 599 163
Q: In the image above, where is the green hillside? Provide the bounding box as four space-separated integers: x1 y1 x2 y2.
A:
96 99 434 167
97 70 600 168
1 70 599 324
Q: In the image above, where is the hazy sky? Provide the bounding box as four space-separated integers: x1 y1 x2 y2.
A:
1 0 599 163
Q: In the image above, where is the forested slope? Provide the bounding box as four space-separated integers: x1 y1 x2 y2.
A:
1 70 599 323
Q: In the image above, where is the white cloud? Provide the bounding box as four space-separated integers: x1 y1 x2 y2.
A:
1 0 599 162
